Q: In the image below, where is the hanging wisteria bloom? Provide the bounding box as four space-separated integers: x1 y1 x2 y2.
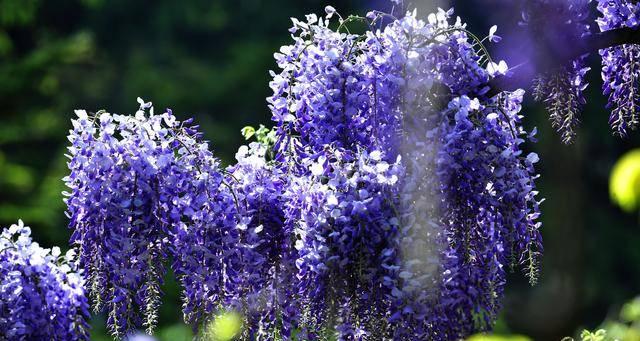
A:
597 0 640 136
15 0 640 338
267 7 542 339
523 0 592 143
65 100 179 337
0 220 89 340
224 142 297 339
64 99 293 338
65 99 239 337
165 115 238 332
66 4 544 341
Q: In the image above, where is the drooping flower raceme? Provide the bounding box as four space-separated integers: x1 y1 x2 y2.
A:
285 149 404 339
520 0 640 141
164 115 238 331
524 0 592 144
597 0 640 136
65 101 180 337
64 99 238 337
224 142 296 339
267 7 542 340
432 92 542 337
0 220 89 340
65 99 294 338
65 6 543 341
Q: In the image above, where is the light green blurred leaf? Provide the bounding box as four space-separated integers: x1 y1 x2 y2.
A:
241 126 255 140
0 29 12 56
621 298 640 323
0 154 35 192
466 333 531 341
610 149 640 212
580 329 608 341
204 311 243 341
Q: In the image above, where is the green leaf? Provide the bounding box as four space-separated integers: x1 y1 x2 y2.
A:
579 329 608 341
240 126 255 140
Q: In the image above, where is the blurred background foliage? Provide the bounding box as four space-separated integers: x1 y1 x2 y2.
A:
1 0 640 339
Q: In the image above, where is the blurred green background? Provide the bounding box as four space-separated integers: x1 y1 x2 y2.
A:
1 0 640 340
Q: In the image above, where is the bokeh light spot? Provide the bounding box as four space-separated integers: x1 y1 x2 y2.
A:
206 311 243 341
610 149 640 212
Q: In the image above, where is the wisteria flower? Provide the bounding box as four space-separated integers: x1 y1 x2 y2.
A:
0 220 90 340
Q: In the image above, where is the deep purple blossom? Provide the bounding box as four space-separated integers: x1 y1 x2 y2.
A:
64 99 236 336
167 129 237 331
223 142 296 339
267 7 542 340
65 101 180 337
65 100 296 338
65 5 543 340
523 0 592 143
285 149 403 339
597 0 640 136
433 92 542 336
0 220 89 340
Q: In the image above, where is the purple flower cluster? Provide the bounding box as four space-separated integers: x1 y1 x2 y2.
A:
223 142 296 339
65 100 182 337
166 120 237 331
0 220 89 340
266 7 542 339
65 99 295 338
286 149 403 339
524 0 592 144
597 0 640 136
64 5 543 341
65 99 237 337
521 0 640 141
433 93 542 336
